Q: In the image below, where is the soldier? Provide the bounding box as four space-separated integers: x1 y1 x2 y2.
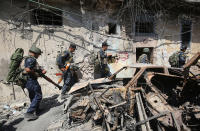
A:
94 42 112 79
168 45 187 68
24 46 46 120
178 45 187 68
137 48 150 64
57 44 77 99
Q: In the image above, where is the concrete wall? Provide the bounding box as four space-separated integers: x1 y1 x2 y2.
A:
0 0 200 103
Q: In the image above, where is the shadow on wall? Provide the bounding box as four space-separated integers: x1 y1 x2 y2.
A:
0 58 9 81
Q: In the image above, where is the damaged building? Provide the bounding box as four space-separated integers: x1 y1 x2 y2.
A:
0 0 200 79
0 0 200 131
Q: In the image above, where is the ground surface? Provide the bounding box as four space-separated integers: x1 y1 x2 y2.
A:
15 105 63 131
1 95 66 131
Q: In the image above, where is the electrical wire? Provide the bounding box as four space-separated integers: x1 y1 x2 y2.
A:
1 0 199 48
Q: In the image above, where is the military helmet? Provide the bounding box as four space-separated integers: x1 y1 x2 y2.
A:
69 43 76 49
180 45 187 51
102 41 109 47
29 46 42 55
143 48 150 53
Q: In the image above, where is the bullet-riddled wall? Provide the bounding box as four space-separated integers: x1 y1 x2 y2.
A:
0 0 200 102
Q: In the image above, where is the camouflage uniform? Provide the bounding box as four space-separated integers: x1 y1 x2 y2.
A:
94 49 111 78
178 51 186 68
169 46 187 68
24 46 43 119
57 50 76 95
137 54 149 64
25 56 42 114
137 48 150 64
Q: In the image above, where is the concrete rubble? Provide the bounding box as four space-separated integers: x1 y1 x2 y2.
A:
45 52 200 131
0 102 28 129
0 51 199 131
0 0 200 130
0 53 199 131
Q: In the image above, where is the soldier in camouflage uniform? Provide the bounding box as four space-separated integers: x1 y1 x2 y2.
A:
24 46 46 120
169 45 187 68
94 42 112 79
57 44 77 99
137 48 150 64
178 45 187 68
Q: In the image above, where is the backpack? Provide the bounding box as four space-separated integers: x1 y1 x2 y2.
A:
6 48 27 88
168 51 180 67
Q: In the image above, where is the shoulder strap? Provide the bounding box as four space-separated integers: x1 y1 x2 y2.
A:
20 56 36 69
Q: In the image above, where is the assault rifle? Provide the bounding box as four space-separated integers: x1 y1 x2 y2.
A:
36 69 62 90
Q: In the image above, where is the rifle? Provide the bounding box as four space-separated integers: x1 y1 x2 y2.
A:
36 69 62 90
40 73 62 90
58 57 73 84
57 62 71 85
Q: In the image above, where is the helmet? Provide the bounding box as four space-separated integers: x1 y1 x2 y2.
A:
29 46 42 55
102 42 109 47
143 48 150 53
180 45 187 51
69 43 76 49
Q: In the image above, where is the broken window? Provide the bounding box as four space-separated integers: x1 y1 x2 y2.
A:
135 15 155 36
136 47 153 64
31 9 63 26
135 22 154 34
181 20 192 48
108 23 117 34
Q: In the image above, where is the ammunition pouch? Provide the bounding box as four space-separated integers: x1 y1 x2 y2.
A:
15 70 28 89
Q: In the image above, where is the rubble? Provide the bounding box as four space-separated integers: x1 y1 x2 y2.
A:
0 102 28 130
0 53 199 131
47 52 200 131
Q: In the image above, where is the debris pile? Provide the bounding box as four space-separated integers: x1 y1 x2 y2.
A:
57 52 200 131
0 102 27 128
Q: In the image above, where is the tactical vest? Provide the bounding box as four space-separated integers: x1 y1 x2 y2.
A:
97 51 108 65
20 56 40 74
168 51 180 67
56 50 73 67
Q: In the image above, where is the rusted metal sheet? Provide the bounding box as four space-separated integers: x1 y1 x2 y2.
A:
146 92 173 112
62 55 200 130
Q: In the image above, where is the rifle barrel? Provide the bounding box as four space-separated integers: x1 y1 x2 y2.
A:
41 74 62 90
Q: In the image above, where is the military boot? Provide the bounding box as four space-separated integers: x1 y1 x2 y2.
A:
61 94 69 100
24 112 38 120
